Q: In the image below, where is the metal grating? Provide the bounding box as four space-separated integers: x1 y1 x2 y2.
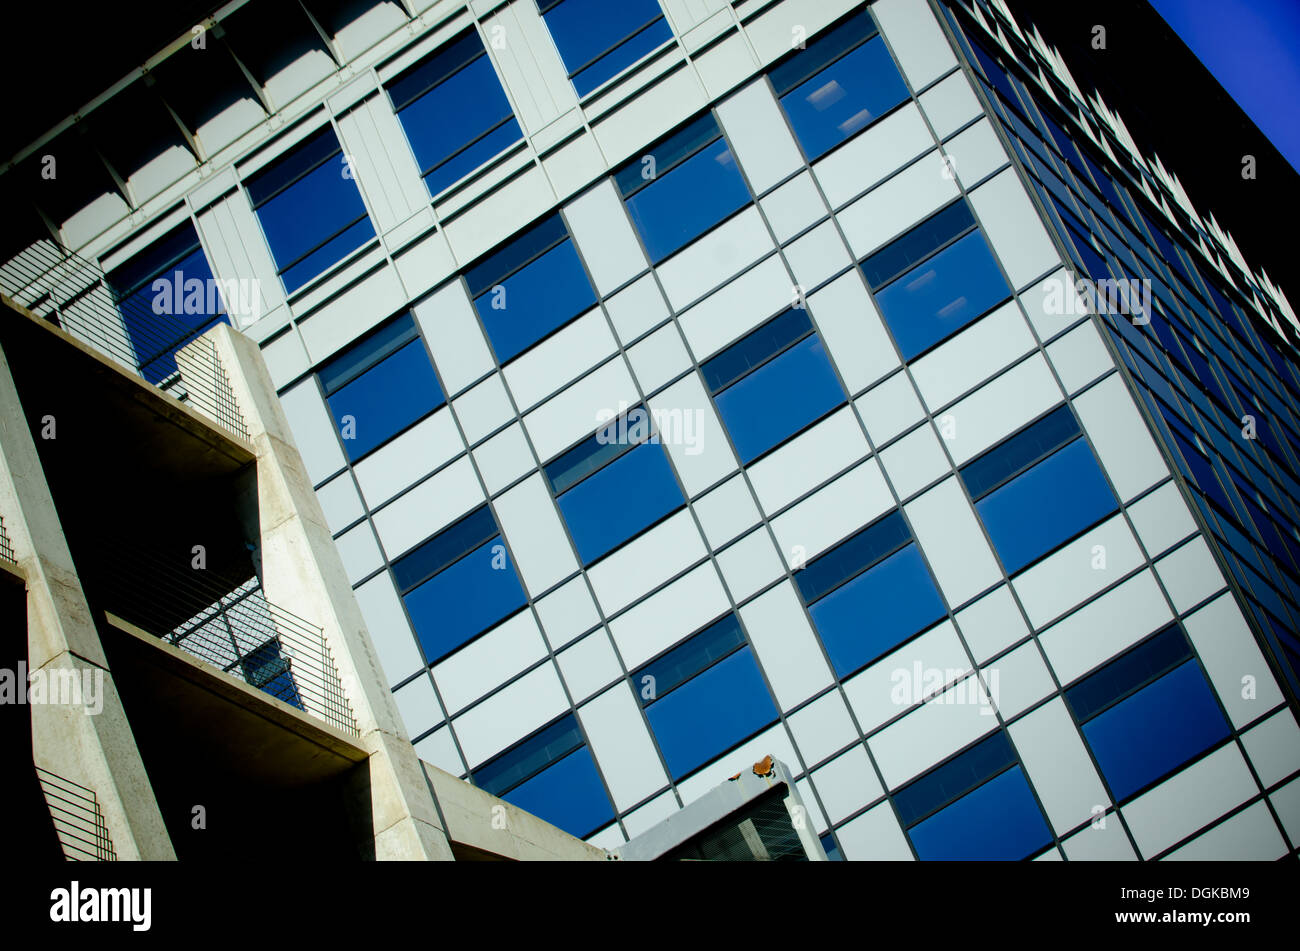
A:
0 515 13 564
36 768 117 861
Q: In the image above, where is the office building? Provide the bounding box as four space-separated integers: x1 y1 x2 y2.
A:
2 0 1298 860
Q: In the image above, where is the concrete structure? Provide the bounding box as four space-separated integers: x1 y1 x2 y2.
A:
2 0 1299 861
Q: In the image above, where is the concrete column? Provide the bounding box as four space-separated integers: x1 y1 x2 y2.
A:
0 341 175 861
206 324 455 861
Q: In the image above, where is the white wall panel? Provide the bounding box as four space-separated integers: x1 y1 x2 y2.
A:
739 583 834 710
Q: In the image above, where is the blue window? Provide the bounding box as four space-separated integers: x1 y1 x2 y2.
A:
466 214 596 363
106 221 229 385
704 310 845 463
860 200 976 289
635 615 778 780
318 313 444 461
895 731 1051 861
872 222 1011 361
245 125 375 293
963 406 1118 574
794 511 945 677
770 10 909 161
820 833 844 861
1066 625 1231 801
547 408 685 565
540 0 673 97
386 30 523 198
392 506 527 664
617 113 751 263
474 713 614 838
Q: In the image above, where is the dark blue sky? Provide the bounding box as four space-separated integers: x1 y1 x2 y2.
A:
1150 0 1300 174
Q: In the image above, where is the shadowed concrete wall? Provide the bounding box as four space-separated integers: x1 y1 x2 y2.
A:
207 324 456 860
0 338 174 861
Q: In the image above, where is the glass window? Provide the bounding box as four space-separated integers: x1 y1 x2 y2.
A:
386 30 523 198
1066 627 1231 801
794 511 945 677
474 713 614 838
466 213 596 363
635 615 778 780
770 10 909 161
618 113 750 263
393 506 527 664
106 221 229 385
548 408 685 565
540 0 673 97
705 310 846 463
968 411 1118 575
895 731 1050 861
872 227 1011 361
318 313 444 461
860 200 976 290
907 765 1050 860
245 125 375 293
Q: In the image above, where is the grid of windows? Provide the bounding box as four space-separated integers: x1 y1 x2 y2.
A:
386 30 523 198
110 0 1298 859
953 0 1300 700
245 125 375 293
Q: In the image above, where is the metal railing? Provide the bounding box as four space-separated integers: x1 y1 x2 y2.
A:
0 515 13 564
0 239 249 440
36 767 117 861
102 546 357 737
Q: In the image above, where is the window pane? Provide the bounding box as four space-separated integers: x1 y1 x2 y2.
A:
779 33 909 160
474 238 596 362
874 229 1011 361
770 10 877 96
544 0 669 95
624 138 750 263
391 506 498 592
557 440 684 564
793 510 910 604
807 543 946 676
571 17 673 97
1081 660 1231 801
645 647 777 779
714 335 845 463
860 200 976 290
403 537 527 663
249 131 375 293
318 312 419 396
701 309 812 394
325 338 444 460
393 44 522 197
503 747 615 838
976 438 1118 574
959 404 1081 500
1064 624 1190 722
637 614 745 704
894 731 1016 827
107 223 229 385
475 713 585 795
908 766 1051 860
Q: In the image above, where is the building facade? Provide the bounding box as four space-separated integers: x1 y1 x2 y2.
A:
3 0 1299 860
